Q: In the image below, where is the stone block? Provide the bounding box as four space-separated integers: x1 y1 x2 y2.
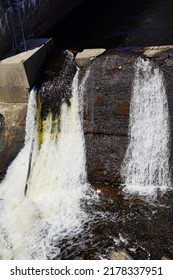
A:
75 48 106 67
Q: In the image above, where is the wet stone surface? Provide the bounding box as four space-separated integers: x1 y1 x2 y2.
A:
38 51 76 120
81 50 137 184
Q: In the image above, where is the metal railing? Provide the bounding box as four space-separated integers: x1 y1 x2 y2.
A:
7 0 27 52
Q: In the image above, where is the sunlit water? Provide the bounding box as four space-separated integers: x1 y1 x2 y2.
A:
121 58 171 196
0 69 91 259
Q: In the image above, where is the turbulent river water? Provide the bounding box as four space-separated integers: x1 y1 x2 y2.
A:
0 54 173 260
0 66 92 259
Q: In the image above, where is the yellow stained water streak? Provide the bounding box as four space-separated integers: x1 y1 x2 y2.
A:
38 113 59 146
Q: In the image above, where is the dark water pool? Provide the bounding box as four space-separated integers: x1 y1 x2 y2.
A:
51 0 173 50
54 184 173 260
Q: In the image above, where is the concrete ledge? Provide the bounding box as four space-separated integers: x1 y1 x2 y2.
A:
75 48 106 67
0 38 54 103
144 45 173 57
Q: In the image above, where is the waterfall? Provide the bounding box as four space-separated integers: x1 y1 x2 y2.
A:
121 58 171 195
0 68 89 259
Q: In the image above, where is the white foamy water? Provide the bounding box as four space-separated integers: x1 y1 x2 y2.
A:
0 69 90 259
121 58 171 196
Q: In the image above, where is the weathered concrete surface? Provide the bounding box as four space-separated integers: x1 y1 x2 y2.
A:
0 38 54 103
75 49 106 67
0 103 27 180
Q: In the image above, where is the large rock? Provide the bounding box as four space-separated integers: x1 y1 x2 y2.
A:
80 50 136 184
108 250 133 260
0 103 27 180
162 256 170 260
80 47 173 185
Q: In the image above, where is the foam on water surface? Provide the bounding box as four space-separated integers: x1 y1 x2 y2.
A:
0 69 90 259
121 58 171 196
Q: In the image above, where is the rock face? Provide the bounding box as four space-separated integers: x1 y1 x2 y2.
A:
80 50 136 184
80 48 173 185
0 103 27 180
154 49 173 184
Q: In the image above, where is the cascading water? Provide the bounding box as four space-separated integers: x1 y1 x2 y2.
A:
121 58 171 195
0 67 90 259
